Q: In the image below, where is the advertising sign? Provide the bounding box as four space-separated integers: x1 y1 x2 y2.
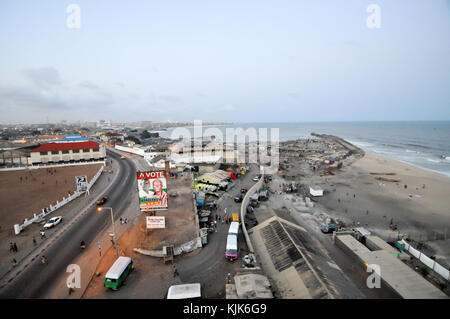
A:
137 171 168 211
146 216 166 229
75 175 88 192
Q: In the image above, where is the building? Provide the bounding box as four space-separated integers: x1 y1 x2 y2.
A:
28 140 105 165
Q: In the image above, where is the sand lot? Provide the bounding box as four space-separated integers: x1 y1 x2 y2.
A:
0 164 103 258
302 152 450 266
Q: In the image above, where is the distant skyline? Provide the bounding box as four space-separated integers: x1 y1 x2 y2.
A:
0 0 449 124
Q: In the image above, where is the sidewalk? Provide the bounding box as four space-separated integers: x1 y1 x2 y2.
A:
0 159 121 287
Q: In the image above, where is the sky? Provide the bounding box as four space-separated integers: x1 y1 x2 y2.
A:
0 0 449 124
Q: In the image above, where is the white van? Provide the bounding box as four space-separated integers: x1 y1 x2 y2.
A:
167 283 202 299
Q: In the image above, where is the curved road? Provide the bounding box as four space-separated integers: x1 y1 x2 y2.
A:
0 150 136 299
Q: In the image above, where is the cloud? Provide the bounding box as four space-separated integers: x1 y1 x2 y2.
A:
159 94 182 103
23 67 63 89
79 81 100 90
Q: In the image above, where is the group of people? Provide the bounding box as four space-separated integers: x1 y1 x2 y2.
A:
9 242 19 253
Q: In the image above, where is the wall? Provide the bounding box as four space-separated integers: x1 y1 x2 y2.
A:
401 239 450 281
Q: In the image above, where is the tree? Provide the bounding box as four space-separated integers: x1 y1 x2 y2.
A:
126 135 141 145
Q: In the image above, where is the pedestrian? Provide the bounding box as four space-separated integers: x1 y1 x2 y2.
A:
215 214 218 221
226 217 229 224
120 217 123 224
32 237 37 245
214 220 217 228
40 230 46 239
226 273 231 284
353 194 356 198
12 259 18 267
41 255 47 265
13 243 18 252
173 265 179 277
9 242 14 253
125 218 128 223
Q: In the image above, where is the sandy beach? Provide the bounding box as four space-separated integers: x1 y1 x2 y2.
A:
309 152 450 266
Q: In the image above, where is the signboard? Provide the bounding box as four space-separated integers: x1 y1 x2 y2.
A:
137 171 168 211
146 216 166 229
75 176 88 192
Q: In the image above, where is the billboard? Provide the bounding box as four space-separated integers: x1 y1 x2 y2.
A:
146 216 166 229
137 171 168 211
75 176 87 192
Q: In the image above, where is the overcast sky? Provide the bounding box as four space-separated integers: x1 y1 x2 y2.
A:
0 0 449 124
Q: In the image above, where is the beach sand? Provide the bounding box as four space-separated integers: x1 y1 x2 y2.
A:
310 152 450 266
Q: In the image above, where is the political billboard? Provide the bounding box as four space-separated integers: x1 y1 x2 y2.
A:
75 176 87 192
137 171 168 211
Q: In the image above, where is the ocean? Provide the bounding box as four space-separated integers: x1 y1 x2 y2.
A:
159 121 450 177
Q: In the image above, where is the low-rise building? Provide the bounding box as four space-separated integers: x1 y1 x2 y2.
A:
28 140 105 165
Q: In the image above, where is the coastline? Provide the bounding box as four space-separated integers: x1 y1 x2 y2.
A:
310 149 450 266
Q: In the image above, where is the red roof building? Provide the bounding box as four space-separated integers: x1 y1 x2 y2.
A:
30 141 100 153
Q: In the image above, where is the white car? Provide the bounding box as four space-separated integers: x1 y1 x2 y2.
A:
44 216 63 229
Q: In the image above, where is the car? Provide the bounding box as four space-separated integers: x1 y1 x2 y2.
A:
234 193 243 203
44 216 63 229
252 175 261 182
321 225 340 233
96 196 108 205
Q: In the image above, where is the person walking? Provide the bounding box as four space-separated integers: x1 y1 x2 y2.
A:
41 255 47 265
40 230 46 239
173 265 179 277
13 243 18 252
9 242 14 253
12 259 18 267
32 237 37 245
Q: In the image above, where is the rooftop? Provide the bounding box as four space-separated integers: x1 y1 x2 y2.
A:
30 141 100 152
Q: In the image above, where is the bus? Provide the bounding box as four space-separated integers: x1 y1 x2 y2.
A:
167 283 202 299
228 221 239 236
104 256 133 290
225 234 238 261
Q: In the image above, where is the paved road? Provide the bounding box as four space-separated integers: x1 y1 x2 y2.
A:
175 166 257 298
0 150 136 299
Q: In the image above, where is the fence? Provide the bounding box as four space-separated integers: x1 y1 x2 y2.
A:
13 164 105 235
401 239 450 281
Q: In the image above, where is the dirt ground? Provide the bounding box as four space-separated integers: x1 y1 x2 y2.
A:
83 176 198 298
0 164 103 260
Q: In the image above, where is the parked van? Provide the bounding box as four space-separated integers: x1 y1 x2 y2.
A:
225 234 238 261
104 257 133 290
167 283 202 299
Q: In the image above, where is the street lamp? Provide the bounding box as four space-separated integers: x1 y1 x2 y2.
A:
97 206 119 258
